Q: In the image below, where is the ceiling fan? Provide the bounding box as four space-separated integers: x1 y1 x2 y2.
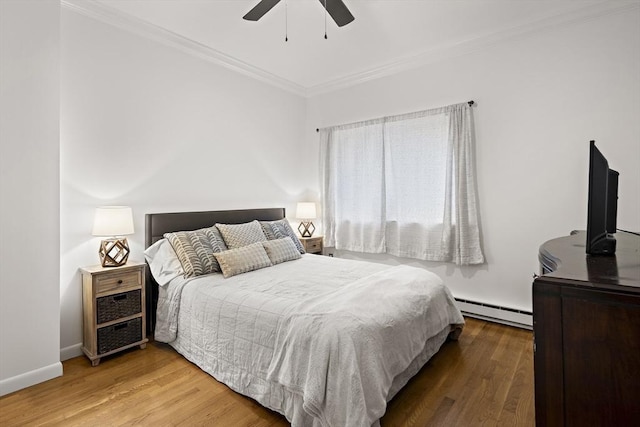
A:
243 0 355 27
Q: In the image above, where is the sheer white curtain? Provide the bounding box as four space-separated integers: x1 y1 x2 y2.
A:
320 102 484 265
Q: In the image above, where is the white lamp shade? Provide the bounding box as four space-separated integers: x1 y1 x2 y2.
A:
296 202 317 220
92 206 134 236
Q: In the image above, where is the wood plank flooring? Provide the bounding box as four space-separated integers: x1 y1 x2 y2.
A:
0 318 534 426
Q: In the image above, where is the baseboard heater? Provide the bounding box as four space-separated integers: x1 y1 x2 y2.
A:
455 298 533 330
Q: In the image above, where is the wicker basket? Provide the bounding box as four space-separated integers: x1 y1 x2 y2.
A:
96 290 141 324
97 317 142 355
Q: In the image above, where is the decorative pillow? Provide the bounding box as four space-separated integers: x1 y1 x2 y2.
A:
208 225 229 251
144 238 183 286
261 219 306 254
216 220 267 249
260 221 278 240
262 237 302 265
164 226 226 278
213 242 273 278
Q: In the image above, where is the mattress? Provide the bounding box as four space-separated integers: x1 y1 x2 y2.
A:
156 254 464 426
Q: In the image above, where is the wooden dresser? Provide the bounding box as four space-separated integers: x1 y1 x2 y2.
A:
80 262 148 366
300 236 323 255
533 231 640 426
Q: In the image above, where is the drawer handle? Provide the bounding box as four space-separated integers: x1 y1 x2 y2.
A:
113 294 127 301
117 279 123 284
114 323 128 331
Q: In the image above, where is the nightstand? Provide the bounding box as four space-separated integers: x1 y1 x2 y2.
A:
300 236 323 255
80 262 148 366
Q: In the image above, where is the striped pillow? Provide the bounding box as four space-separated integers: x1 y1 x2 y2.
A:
164 226 227 278
216 220 267 249
208 226 228 251
260 221 278 240
260 219 306 254
213 242 273 278
262 237 302 265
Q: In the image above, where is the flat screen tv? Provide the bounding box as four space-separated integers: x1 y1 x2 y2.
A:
586 140 618 255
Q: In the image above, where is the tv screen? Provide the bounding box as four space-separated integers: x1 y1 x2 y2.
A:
586 140 618 255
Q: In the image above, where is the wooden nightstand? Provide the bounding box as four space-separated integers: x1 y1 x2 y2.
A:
300 236 323 254
80 262 148 366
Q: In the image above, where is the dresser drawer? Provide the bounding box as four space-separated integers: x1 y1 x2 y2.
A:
96 289 142 324
302 237 323 254
306 240 323 253
97 317 142 355
95 270 141 294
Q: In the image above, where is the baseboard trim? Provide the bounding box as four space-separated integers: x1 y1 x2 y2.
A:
60 343 83 361
0 362 63 397
455 299 533 330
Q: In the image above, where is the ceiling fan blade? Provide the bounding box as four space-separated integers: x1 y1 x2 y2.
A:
319 0 354 27
243 0 281 21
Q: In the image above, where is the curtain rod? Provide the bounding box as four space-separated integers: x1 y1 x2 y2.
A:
316 100 475 132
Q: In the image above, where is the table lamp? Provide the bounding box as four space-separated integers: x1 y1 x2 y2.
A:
92 206 134 267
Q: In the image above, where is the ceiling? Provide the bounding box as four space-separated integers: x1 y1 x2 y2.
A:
88 0 627 95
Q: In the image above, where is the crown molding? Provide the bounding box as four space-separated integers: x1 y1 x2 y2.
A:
61 0 307 97
306 2 640 97
62 1 638 99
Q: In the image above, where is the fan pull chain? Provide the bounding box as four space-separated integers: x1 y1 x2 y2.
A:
324 0 328 39
285 0 288 42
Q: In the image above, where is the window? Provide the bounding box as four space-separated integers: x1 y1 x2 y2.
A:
320 102 484 265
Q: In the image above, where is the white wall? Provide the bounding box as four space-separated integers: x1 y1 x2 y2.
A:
8 2 635 377
59 9 310 356
0 0 62 395
306 10 640 314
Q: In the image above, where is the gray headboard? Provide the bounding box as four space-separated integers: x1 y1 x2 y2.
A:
144 207 286 334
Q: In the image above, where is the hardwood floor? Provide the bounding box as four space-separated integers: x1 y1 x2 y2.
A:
0 318 534 426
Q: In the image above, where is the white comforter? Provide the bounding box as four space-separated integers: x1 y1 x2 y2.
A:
156 255 464 427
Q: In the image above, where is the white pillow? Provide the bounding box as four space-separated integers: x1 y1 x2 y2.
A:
144 238 184 286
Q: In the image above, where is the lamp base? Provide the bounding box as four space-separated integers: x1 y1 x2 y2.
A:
99 237 130 267
298 221 315 238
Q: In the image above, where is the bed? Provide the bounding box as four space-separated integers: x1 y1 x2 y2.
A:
144 208 464 427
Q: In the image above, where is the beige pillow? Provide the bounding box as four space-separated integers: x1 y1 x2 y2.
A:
213 242 273 278
262 237 302 265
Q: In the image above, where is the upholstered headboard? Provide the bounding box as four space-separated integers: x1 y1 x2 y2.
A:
144 207 286 335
